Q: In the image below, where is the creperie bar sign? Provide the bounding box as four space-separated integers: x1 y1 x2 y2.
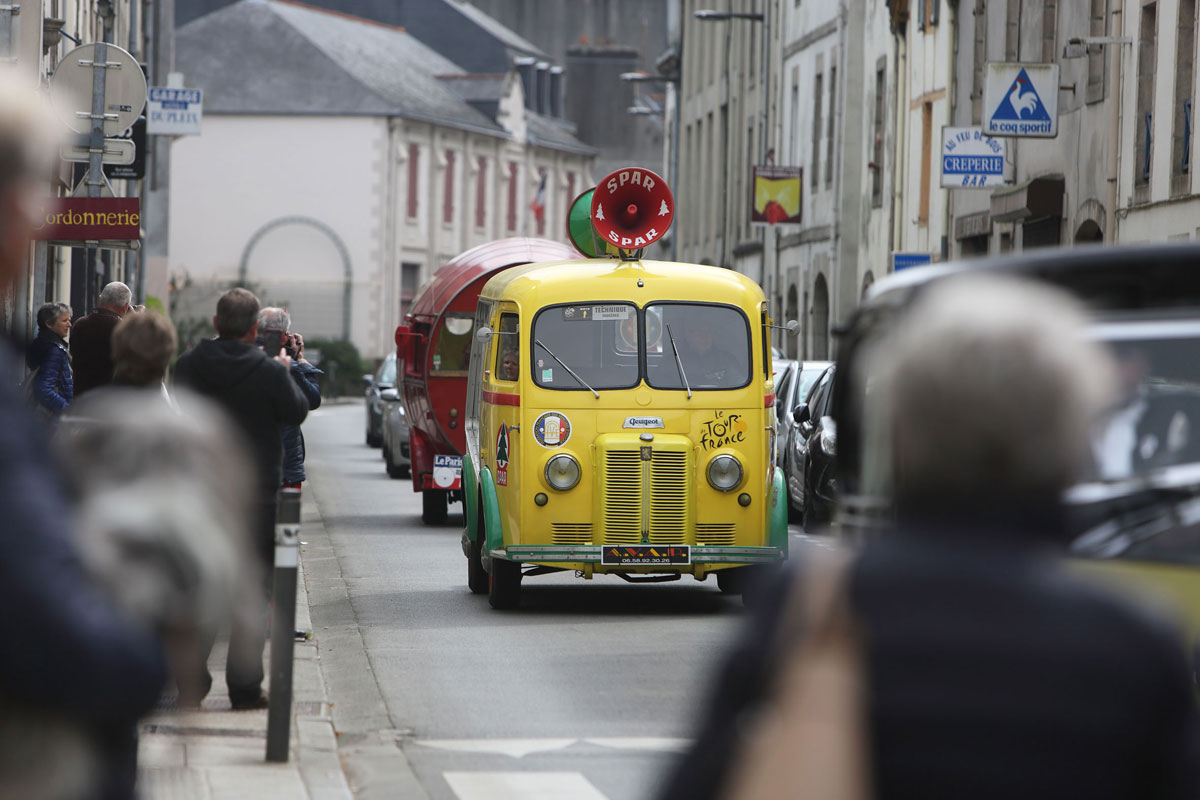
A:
31 197 141 241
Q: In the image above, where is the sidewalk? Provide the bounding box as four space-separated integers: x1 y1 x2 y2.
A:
137 499 354 800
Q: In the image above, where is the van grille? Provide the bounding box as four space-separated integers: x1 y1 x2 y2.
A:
601 450 642 544
597 436 692 545
551 523 593 545
696 523 736 547
649 451 689 544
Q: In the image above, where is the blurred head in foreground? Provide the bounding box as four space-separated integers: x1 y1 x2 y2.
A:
111 310 177 387
871 274 1115 522
0 71 57 289
55 390 256 704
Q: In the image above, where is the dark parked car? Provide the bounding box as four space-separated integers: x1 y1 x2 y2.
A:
785 363 836 528
381 391 411 478
364 352 396 448
775 359 832 471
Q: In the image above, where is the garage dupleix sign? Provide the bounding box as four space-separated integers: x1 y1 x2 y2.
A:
983 63 1059 138
941 127 1007 188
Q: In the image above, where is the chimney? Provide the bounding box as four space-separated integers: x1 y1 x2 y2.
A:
535 61 551 115
515 57 536 110
549 66 564 117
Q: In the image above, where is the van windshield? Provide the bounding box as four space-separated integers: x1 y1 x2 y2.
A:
647 303 752 390
531 303 640 390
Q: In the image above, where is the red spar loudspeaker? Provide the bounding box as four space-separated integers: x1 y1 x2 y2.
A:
590 167 674 252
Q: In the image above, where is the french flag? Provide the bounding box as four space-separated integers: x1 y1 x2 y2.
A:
529 171 547 223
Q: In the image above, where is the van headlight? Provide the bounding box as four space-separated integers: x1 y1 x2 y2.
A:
545 454 581 490
707 454 744 492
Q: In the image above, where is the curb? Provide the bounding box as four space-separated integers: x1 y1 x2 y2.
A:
300 497 431 800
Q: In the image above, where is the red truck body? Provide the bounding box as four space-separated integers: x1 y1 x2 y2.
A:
395 238 576 517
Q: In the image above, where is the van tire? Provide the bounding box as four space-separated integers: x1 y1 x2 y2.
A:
422 489 448 524
467 535 488 594
716 568 746 595
488 557 522 609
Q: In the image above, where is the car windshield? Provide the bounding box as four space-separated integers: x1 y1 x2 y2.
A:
1085 323 1200 480
432 313 473 374
854 320 1200 503
378 355 396 385
646 303 751 390
531 303 640 390
796 366 829 405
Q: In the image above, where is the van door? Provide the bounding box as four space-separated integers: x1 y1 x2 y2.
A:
483 306 522 545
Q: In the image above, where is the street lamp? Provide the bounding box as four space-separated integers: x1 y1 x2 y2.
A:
692 5 769 273
694 10 764 21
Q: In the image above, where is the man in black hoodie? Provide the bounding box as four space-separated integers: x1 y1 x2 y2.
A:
174 287 309 708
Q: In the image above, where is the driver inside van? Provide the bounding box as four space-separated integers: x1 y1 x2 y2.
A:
672 314 741 388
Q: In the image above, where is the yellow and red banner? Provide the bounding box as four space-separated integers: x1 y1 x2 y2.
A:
751 166 802 226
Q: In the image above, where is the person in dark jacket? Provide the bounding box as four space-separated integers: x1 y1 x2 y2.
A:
69 281 139 396
173 288 309 709
0 73 166 800
658 275 1200 800
258 307 322 488
26 301 74 416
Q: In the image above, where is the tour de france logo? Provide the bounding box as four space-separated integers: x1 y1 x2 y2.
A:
533 411 572 448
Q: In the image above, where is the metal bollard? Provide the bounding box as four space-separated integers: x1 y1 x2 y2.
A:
266 488 301 762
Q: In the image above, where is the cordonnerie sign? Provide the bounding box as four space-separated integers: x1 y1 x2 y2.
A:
31 197 141 241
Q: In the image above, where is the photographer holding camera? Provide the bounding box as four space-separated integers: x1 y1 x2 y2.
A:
172 289 308 709
258 307 322 491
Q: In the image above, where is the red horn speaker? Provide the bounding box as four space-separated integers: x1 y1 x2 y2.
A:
590 167 674 251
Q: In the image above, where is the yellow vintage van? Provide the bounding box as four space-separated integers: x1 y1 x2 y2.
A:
459 257 790 609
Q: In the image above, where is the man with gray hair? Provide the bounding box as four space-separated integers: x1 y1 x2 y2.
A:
0 74 166 799
661 274 1200 799
257 307 322 490
70 280 144 396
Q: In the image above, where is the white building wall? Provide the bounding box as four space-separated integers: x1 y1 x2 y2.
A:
169 115 388 356
1118 0 1200 242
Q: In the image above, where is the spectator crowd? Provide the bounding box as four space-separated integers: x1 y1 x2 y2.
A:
0 74 322 799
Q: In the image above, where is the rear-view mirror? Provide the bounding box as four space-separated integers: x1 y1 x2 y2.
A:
792 403 810 425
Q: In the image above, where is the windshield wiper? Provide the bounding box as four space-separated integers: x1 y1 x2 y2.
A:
534 339 599 398
665 322 692 399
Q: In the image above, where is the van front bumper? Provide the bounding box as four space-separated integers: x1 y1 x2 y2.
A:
501 545 786 564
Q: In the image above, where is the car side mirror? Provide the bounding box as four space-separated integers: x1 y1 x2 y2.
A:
361 373 374 386
476 326 493 343
792 403 810 425
380 388 399 402
785 320 800 336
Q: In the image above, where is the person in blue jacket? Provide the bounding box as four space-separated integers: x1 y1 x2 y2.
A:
258 307 322 489
26 301 74 415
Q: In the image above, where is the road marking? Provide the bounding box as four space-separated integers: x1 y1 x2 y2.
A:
444 771 608 800
583 737 689 752
414 737 690 758
417 739 576 758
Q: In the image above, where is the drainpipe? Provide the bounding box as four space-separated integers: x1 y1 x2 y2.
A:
1106 6 1124 243
892 22 908 261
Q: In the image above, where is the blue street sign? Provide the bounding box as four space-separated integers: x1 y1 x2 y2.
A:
892 252 933 271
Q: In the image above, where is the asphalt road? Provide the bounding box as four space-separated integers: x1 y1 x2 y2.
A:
303 402 814 800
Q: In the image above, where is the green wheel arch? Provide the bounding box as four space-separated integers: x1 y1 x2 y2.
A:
478 467 504 555
463 457 480 538
769 466 789 559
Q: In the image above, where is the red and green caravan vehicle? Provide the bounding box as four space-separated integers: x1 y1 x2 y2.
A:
395 238 577 524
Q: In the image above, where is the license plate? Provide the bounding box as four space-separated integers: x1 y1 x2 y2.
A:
601 545 691 566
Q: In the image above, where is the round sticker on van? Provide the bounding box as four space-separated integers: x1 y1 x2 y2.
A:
533 411 572 448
